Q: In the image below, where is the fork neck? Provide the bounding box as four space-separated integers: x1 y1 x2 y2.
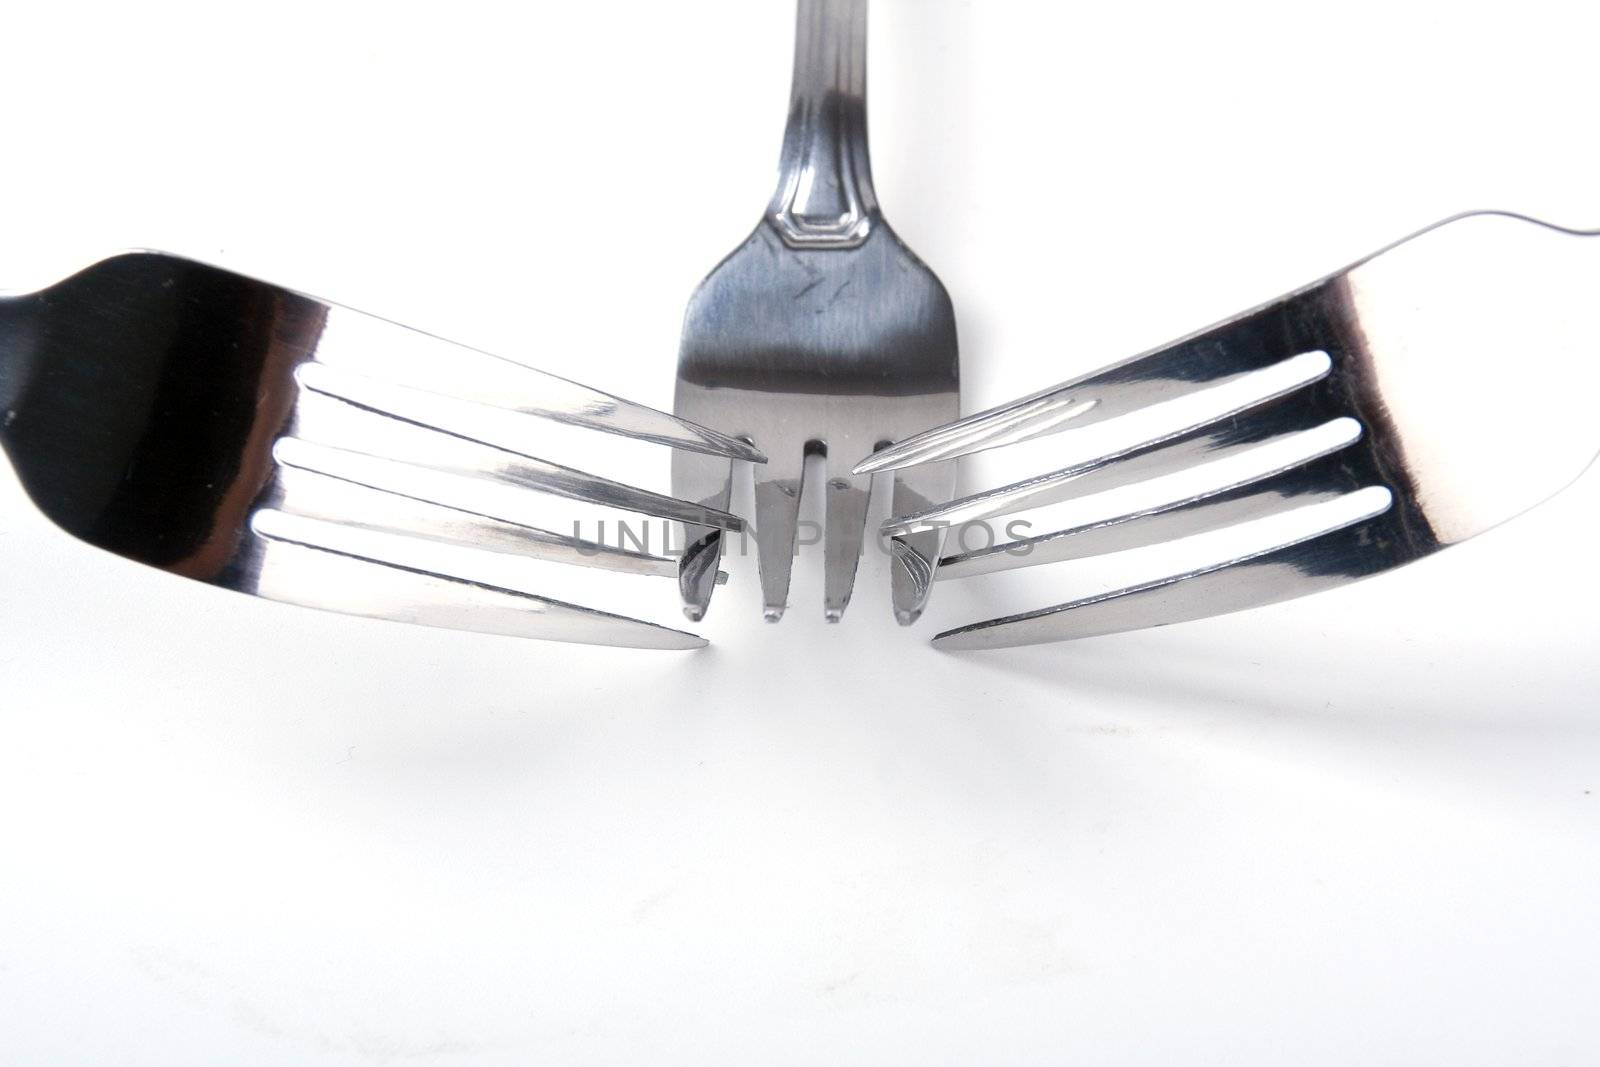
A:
768 0 878 249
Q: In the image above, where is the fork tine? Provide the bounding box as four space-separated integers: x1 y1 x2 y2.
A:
276 431 742 531
250 510 708 650
888 458 957 624
284 508 713 581
753 445 808 622
271 445 709 580
938 434 1366 580
881 373 1339 536
312 311 767 462
931 495 1406 650
854 290 1322 476
823 439 873 622
462 365 769 463
291 371 739 531
671 449 735 621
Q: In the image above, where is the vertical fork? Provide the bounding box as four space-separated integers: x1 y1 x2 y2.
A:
673 0 961 624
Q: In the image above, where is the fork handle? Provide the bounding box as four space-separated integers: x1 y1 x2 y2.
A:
768 0 878 249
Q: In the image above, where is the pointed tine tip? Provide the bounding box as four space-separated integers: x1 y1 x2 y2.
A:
851 454 894 477
852 388 1093 476
695 427 766 464
652 629 711 651
301 358 764 465
929 610 1039 650
602 398 762 462
880 514 945 539
468 358 766 464
632 491 742 533
593 484 745 533
853 442 918 476
930 626 989 651
895 607 922 627
853 420 982 475
849 416 990 475
683 604 706 623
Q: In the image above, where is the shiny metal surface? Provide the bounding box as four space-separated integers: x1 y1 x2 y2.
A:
861 212 1600 648
0 252 760 650
673 0 960 624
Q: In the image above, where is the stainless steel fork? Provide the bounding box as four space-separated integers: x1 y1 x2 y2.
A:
673 0 960 624
860 211 1600 648
0 251 761 649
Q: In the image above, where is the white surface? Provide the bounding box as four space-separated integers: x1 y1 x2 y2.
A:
2 1 1599 1062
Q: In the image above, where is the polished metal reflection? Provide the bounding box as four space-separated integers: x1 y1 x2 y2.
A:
0 252 762 650
673 0 961 624
861 212 1600 648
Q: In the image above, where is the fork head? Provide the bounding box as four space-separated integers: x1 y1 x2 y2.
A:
673 0 960 625
861 211 1600 648
0 251 759 649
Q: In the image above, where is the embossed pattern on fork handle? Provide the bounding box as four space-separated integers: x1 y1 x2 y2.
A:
769 0 876 249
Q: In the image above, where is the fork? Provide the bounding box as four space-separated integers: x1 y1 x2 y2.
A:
858 211 1600 649
672 0 960 624
0 251 763 649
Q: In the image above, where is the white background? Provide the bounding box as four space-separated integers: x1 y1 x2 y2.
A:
3 1 1599 1062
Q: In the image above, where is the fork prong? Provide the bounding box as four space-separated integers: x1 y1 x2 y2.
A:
250 509 708 650
932 495 1404 650
313 311 767 463
854 291 1321 476
938 433 1365 581
276 428 742 534
671 449 736 621
471 364 769 463
272 443 732 581
753 446 808 622
889 458 957 625
277 471 697 581
823 442 873 622
292 372 744 531
882 374 1339 536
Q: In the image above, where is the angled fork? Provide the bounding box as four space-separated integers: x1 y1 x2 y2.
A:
673 0 960 624
860 212 1600 649
0 251 761 649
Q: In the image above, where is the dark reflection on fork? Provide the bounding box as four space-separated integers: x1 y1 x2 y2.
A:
0 255 318 578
